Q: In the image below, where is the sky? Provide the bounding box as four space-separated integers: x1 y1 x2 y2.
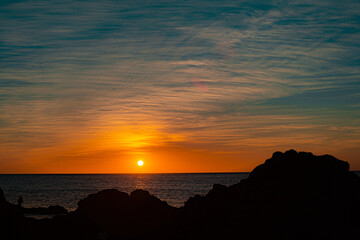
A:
0 0 360 173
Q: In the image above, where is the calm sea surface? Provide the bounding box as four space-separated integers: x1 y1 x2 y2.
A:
0 173 249 211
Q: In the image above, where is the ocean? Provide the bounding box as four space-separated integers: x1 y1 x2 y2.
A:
0 173 249 211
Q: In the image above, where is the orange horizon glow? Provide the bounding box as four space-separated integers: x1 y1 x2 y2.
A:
1 123 360 174
1 139 359 174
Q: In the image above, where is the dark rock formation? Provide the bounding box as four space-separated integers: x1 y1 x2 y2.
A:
0 188 5 203
183 150 360 239
0 187 25 240
73 189 180 239
1 150 359 240
22 189 181 240
22 205 68 215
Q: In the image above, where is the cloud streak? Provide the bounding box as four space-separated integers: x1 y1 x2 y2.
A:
1 0 360 172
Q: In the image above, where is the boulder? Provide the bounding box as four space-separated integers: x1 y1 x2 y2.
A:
23 205 68 215
74 189 180 239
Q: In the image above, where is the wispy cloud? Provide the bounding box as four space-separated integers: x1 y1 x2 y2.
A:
1 0 360 172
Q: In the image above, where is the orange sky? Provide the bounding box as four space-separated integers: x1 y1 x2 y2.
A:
1 121 359 173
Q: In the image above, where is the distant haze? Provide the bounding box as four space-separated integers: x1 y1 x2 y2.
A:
0 0 359 173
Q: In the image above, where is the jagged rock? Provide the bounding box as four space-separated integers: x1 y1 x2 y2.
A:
0 187 5 204
0 187 25 240
23 205 68 215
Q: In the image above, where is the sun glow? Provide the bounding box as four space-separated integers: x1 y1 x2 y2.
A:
137 160 144 166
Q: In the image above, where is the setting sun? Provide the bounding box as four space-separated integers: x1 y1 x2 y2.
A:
137 160 144 166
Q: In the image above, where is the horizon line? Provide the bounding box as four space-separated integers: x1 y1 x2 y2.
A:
0 171 251 175
1 170 360 175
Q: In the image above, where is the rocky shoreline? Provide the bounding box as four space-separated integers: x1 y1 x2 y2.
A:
1 150 359 239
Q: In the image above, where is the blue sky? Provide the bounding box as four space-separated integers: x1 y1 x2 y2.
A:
1 0 360 172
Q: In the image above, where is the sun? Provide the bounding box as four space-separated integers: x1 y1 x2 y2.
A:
137 160 144 166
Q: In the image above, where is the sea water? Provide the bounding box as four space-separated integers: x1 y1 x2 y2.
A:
0 173 249 211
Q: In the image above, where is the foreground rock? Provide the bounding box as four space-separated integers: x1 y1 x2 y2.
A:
23 189 181 240
183 150 360 239
74 189 180 239
23 205 68 216
1 150 359 239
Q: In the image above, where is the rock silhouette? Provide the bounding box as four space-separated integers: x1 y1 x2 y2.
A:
1 150 359 240
0 188 24 239
182 150 360 239
74 189 180 239
22 205 68 215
